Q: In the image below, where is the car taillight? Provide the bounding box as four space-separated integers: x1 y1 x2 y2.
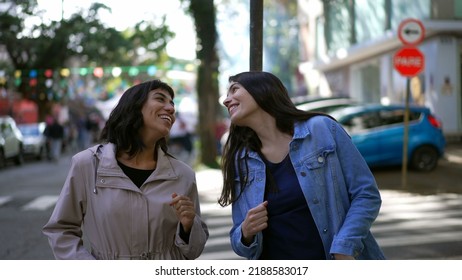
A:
427 114 442 129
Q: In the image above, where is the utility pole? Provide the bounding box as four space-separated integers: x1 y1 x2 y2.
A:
249 0 263 71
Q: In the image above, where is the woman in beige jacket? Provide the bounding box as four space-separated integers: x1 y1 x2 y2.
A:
43 80 208 259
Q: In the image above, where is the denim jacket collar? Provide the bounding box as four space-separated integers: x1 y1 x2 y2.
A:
238 121 312 160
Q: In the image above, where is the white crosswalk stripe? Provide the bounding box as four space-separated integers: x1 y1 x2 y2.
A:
21 195 59 211
0 196 13 207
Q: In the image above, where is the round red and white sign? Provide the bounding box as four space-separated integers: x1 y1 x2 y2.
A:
398 18 425 45
393 46 425 77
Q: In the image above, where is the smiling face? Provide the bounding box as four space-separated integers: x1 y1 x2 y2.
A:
140 89 176 143
223 81 260 126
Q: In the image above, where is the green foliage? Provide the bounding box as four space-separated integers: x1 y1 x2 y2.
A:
0 0 174 70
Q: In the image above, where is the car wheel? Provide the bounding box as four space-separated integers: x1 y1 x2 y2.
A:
37 146 46 160
14 144 24 166
0 149 5 168
410 145 438 172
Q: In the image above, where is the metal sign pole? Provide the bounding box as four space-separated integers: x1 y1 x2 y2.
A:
396 18 425 188
249 0 263 71
401 78 410 188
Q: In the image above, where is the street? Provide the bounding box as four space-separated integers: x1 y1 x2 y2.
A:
0 143 461 260
196 143 462 260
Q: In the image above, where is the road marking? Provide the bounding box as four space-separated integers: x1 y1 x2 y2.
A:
377 231 462 247
375 190 462 248
447 154 462 164
199 189 462 259
0 196 12 207
21 195 59 211
198 250 244 260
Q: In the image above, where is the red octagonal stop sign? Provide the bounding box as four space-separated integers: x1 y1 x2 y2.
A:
393 46 425 77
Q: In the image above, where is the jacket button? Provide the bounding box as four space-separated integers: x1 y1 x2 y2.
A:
318 156 324 163
323 228 328 233
300 171 306 177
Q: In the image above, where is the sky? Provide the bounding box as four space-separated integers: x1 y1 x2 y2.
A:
36 0 196 60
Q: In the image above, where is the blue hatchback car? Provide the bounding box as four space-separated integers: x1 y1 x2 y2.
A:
330 104 446 171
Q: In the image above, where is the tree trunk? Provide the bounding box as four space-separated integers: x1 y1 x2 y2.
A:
189 0 220 167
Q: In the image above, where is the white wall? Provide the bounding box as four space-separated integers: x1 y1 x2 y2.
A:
423 36 461 135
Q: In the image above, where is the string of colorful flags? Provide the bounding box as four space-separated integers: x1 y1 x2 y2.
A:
0 63 196 88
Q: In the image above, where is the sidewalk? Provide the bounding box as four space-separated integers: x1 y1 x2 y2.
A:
196 168 223 195
445 141 462 164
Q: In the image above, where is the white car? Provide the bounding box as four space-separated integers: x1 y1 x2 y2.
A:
295 97 357 113
0 116 24 168
18 122 47 160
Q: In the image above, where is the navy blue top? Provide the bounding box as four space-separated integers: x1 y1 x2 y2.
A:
260 154 325 260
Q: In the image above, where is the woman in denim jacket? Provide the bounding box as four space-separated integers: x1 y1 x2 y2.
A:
219 71 385 260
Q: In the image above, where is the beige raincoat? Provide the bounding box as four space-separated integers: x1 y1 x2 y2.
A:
43 143 208 259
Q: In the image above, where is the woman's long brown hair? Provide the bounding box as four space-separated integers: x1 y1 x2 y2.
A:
218 71 328 207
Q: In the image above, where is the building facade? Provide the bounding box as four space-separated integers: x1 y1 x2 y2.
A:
298 0 462 138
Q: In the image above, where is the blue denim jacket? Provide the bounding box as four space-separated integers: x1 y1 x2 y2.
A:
230 115 386 259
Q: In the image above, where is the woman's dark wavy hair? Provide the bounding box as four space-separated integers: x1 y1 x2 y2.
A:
99 79 175 158
218 71 327 207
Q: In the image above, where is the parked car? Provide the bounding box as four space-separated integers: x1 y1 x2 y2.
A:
330 104 446 171
295 97 358 113
17 122 47 160
0 116 24 168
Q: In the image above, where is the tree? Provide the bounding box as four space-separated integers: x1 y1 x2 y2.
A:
0 0 174 118
183 0 220 167
0 1 174 69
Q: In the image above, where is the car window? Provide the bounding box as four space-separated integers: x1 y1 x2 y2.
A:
342 112 380 132
379 109 404 126
409 111 421 121
379 109 421 126
1 122 12 135
19 126 40 136
337 107 423 133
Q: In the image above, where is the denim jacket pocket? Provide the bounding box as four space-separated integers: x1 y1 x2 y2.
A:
304 146 334 169
302 146 335 186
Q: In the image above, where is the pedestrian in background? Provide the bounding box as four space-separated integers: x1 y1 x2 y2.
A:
219 71 385 260
43 79 209 259
44 115 64 162
168 111 194 165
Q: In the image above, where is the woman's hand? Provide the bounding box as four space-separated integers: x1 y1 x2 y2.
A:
170 193 195 233
241 201 268 245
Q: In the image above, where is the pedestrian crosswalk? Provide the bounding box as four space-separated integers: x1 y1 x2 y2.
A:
373 191 462 250
0 195 59 211
1 188 461 259
197 189 462 259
